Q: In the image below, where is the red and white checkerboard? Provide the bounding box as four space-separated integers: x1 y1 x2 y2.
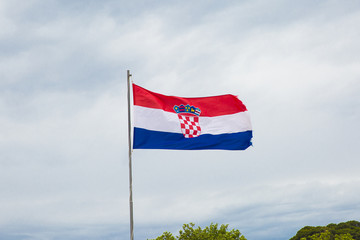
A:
177 115 201 138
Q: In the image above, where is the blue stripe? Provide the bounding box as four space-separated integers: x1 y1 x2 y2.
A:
133 127 253 150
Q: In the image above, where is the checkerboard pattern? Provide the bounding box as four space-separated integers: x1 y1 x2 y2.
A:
178 115 201 138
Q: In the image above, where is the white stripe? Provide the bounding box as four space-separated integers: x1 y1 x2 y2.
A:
133 105 252 135
134 105 181 133
200 111 252 133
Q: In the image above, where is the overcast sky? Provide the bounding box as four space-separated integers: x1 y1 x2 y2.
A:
1 0 360 239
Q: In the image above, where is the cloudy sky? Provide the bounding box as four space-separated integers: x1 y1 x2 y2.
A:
1 0 360 239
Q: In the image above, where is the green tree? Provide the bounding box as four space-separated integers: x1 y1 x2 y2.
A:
152 231 176 240
300 230 332 240
148 223 247 240
291 220 360 240
299 231 355 240
335 233 355 240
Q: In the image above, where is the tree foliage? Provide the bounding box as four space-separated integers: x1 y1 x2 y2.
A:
291 220 360 240
299 230 355 240
148 223 247 240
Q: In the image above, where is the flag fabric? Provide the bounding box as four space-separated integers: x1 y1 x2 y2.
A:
132 84 253 150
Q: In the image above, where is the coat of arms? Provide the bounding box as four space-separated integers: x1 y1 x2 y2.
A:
173 104 201 138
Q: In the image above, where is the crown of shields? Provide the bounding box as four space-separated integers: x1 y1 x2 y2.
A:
173 104 201 138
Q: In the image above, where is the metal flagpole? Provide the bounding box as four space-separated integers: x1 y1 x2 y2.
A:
127 70 134 240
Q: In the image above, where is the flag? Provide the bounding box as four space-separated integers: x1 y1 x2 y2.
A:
132 84 253 150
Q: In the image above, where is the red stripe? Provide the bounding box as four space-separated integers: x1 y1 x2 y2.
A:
133 84 248 117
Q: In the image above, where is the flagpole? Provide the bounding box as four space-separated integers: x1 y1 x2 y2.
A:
127 70 134 240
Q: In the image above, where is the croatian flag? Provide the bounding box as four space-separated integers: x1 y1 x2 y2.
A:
132 84 253 150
